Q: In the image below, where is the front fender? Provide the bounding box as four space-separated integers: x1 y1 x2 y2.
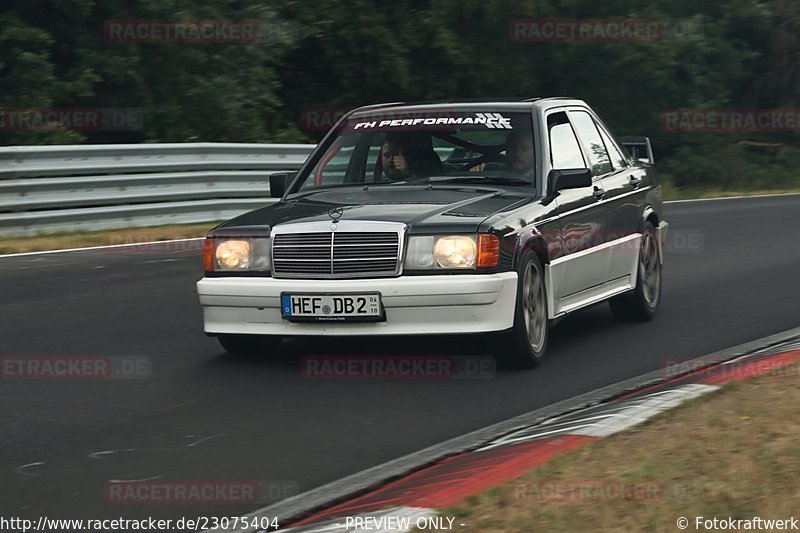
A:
641 206 668 265
513 227 551 271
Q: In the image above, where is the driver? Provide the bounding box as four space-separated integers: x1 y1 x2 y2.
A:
470 131 534 175
506 130 534 174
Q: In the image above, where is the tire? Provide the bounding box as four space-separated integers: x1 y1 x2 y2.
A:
609 220 662 322
217 334 281 355
494 250 549 368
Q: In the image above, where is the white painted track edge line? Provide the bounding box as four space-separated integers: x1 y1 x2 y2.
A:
0 237 205 258
663 191 800 204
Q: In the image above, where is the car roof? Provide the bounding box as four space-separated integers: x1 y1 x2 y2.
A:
348 97 588 118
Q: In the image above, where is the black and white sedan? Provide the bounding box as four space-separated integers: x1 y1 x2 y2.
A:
197 98 668 367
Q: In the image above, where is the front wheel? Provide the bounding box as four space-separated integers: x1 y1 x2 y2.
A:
217 334 281 355
609 220 662 321
494 251 549 368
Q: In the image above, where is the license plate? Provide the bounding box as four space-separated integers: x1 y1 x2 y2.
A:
281 293 383 322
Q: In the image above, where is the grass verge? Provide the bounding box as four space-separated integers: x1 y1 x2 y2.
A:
424 364 800 532
659 179 800 201
0 222 220 254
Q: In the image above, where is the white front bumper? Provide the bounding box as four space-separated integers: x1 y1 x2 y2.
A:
197 273 518 336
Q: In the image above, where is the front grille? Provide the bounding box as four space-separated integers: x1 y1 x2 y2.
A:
272 231 400 278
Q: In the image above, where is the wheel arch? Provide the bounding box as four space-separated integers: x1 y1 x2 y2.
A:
641 205 666 265
642 205 659 231
513 229 550 271
513 228 554 321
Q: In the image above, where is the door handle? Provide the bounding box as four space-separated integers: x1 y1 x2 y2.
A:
593 187 606 200
629 176 643 188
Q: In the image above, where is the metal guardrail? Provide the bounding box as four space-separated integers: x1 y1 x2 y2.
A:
0 143 316 237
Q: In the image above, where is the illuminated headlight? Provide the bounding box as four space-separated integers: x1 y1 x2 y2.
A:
434 236 477 268
204 237 270 272
405 235 478 269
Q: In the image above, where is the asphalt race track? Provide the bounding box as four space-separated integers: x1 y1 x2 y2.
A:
1 195 798 522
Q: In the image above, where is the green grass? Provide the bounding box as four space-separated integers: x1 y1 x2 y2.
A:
0 222 220 254
660 175 800 201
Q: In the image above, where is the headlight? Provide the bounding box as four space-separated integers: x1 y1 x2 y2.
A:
434 236 477 268
404 234 499 270
203 237 270 272
404 236 435 269
216 240 250 269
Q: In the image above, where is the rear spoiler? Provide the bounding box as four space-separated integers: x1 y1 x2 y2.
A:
619 136 655 165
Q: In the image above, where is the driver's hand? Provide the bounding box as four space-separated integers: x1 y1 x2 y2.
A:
392 155 408 171
469 162 487 172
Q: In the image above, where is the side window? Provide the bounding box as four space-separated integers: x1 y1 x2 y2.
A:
598 126 628 170
569 111 612 176
302 137 354 189
367 134 386 182
548 112 585 169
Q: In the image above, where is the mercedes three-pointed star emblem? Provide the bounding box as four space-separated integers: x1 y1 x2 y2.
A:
328 205 344 221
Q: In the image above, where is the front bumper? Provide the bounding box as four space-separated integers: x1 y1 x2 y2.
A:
197 273 518 336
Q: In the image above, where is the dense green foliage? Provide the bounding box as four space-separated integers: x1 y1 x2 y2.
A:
1 0 799 188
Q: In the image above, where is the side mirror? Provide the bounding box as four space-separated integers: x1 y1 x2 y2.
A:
619 136 655 165
547 168 593 194
269 172 297 198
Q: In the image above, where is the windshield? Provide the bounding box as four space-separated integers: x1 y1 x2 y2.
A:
291 110 536 192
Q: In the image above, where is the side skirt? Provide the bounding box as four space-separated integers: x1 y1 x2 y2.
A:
545 234 642 319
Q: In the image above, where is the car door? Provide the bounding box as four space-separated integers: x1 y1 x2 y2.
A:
545 110 607 311
568 109 641 286
597 120 647 225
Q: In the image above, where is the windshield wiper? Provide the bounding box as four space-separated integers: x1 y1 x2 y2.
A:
362 180 408 190
426 176 533 186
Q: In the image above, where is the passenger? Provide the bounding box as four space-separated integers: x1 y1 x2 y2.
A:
377 133 442 181
379 133 411 180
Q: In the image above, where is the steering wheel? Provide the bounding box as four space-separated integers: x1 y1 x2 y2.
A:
459 154 506 172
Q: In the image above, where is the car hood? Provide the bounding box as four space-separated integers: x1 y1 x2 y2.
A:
215 186 535 234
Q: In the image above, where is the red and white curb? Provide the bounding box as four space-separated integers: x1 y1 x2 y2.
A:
480 383 717 447
276 343 800 532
